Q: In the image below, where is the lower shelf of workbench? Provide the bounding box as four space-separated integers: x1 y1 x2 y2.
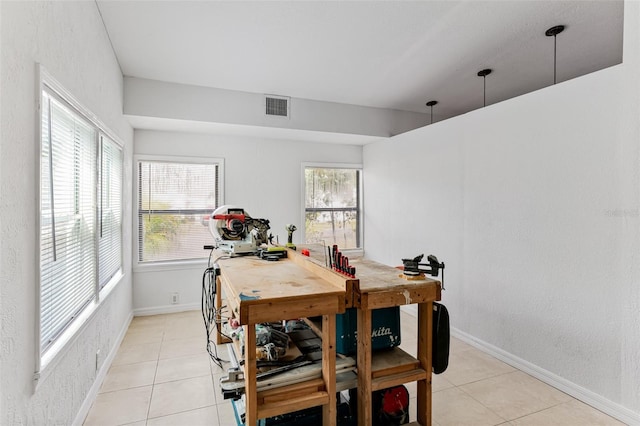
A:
304 317 427 392
258 390 330 420
222 322 426 423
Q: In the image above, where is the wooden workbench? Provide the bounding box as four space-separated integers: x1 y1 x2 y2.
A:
288 246 442 426
349 256 441 426
216 253 348 425
216 247 441 425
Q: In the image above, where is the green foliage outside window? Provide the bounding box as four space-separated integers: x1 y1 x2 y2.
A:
304 167 360 249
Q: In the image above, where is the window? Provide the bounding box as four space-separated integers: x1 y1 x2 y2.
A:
136 157 223 263
99 135 123 287
304 166 362 249
39 83 123 357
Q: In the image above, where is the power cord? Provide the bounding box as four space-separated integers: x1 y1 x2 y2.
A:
201 248 232 369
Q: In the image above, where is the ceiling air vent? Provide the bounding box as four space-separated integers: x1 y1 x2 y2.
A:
265 95 290 118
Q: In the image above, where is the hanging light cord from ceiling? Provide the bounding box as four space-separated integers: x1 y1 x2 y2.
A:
426 100 438 124
545 25 565 85
429 25 565 117
477 69 492 107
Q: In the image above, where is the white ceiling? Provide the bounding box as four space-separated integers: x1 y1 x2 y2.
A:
97 0 623 129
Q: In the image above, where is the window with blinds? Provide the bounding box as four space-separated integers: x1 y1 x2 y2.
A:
99 135 123 287
39 87 123 356
137 159 222 263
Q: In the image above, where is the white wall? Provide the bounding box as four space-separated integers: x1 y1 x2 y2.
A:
125 77 429 138
133 130 363 313
0 2 134 424
364 2 639 422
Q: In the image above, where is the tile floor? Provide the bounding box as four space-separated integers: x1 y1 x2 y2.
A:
84 310 623 426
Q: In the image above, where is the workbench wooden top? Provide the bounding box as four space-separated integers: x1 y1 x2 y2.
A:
217 253 347 324
292 245 441 297
349 257 440 293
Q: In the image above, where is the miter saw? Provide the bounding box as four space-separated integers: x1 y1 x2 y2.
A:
208 205 271 256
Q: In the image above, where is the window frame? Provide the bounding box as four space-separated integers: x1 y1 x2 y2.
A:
133 154 225 270
301 162 364 252
36 65 125 383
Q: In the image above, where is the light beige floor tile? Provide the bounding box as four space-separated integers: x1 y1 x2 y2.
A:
121 328 164 347
440 348 515 386
165 311 203 326
399 336 417 345
460 371 572 421
399 336 467 359
147 405 219 426
401 327 418 341
130 314 167 328
398 334 417 345
433 387 506 426
432 371 455 392
165 316 203 330
510 399 624 426
155 353 212 383
164 322 204 340
83 386 152 426
400 310 417 325
90 311 620 426
148 375 216 418
217 401 239 426
99 360 157 393
112 341 161 366
401 328 418 341
450 336 475 353
159 336 208 359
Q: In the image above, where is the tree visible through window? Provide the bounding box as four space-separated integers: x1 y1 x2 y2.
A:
304 167 361 249
137 159 222 263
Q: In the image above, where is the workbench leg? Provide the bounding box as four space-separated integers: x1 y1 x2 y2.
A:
357 308 373 425
322 314 337 426
417 301 434 426
244 324 258 426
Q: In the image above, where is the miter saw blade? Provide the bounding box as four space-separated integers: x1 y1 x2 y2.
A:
209 205 247 241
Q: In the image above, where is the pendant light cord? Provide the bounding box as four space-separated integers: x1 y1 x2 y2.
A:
553 34 557 84
545 25 565 85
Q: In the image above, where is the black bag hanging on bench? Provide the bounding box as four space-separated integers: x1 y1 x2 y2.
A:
432 302 450 374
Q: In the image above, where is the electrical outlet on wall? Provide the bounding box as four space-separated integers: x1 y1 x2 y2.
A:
171 292 179 304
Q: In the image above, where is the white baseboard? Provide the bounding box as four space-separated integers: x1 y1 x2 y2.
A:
72 311 133 426
133 302 201 317
451 327 640 425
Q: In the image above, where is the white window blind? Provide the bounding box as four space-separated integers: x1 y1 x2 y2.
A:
137 160 221 263
99 135 123 287
40 91 97 353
